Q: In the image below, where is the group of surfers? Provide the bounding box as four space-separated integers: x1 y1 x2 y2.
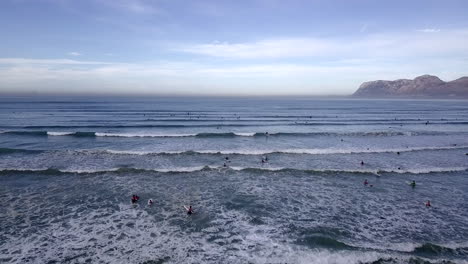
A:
363 179 431 207
131 194 194 214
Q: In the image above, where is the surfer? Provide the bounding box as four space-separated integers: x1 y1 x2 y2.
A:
426 200 431 207
223 163 227 167
187 205 194 215
131 194 139 204
361 161 365 166
148 199 154 206
397 152 400 155
265 156 268 162
410 180 416 188
364 179 368 186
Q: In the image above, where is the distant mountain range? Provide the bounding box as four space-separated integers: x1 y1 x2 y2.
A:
353 75 468 98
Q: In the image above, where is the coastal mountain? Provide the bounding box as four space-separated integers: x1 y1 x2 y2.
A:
353 75 468 98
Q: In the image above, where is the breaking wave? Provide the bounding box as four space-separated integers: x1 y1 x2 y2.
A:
100 145 468 156
1 130 466 138
0 166 466 176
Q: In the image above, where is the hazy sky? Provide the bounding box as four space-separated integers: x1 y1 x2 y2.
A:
1 0 468 96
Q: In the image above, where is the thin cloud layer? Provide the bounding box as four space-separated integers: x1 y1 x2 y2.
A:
178 30 468 59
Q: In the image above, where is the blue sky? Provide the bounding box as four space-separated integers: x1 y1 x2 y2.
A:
1 0 467 95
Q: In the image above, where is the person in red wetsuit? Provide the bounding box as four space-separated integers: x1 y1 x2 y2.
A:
131 194 139 204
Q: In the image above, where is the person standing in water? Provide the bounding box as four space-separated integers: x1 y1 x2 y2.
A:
131 194 139 204
410 181 416 188
187 205 194 215
364 179 369 186
426 200 431 207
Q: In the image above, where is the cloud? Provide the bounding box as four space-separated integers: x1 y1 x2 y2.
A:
68 52 81 56
178 38 338 59
1 28 468 95
1 56 467 96
98 0 163 15
417 28 441 33
0 58 111 65
177 29 468 59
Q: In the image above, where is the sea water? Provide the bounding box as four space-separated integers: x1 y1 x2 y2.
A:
0 96 467 264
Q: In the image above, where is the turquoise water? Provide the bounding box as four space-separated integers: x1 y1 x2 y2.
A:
0 97 467 263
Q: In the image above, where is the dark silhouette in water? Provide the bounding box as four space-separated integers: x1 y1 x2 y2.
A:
187 205 194 215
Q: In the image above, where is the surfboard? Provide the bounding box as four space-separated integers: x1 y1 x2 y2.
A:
406 181 419 186
184 205 194 214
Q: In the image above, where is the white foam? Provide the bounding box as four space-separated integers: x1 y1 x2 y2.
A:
95 132 196 138
230 166 285 171
46 131 74 136
233 132 256 137
386 167 468 174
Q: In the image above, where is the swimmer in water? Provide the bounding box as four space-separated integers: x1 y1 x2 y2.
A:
426 200 431 207
148 199 154 206
187 205 194 215
410 180 416 188
361 161 365 166
131 194 139 204
364 179 369 186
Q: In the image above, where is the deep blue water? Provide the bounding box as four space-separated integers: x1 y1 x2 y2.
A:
0 96 467 264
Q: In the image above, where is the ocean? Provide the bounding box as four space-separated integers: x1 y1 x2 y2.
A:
0 96 467 264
